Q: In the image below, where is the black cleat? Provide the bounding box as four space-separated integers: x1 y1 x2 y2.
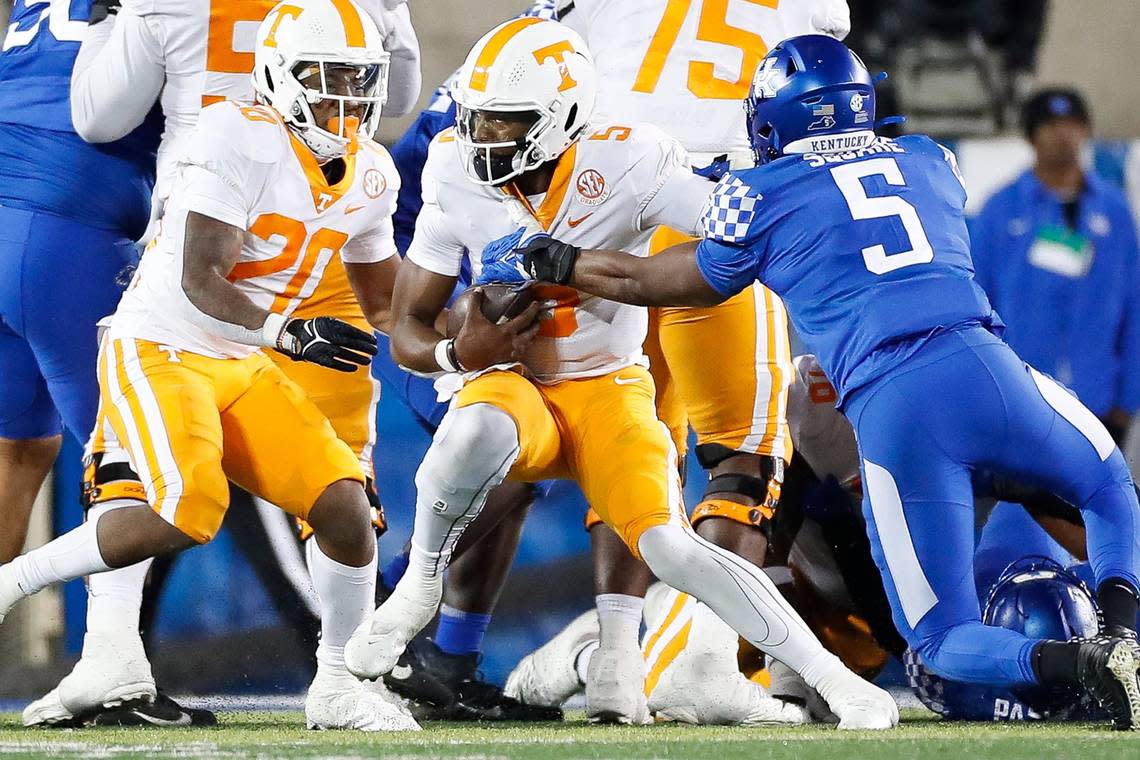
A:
416 639 563 722
382 642 458 718
89 691 217 727
1076 636 1140 730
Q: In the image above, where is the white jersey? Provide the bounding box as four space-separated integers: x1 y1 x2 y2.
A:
787 354 860 488
560 0 850 160
408 123 714 383
72 0 420 220
109 101 400 359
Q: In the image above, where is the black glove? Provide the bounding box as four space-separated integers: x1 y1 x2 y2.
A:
274 317 377 372
519 236 581 285
90 0 121 24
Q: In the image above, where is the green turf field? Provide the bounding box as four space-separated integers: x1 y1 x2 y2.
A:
1 710 1138 759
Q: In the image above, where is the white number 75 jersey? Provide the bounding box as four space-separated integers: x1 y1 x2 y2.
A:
560 0 849 159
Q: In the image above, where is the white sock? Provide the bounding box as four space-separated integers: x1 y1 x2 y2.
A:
4 516 111 597
575 640 599 685
307 537 377 670
638 523 826 675
84 502 150 643
596 593 644 650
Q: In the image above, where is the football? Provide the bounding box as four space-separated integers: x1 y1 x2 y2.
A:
446 283 535 337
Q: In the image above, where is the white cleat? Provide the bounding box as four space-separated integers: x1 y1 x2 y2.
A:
0 564 23 625
30 634 158 724
22 689 73 727
646 602 809 726
586 644 652 725
768 659 836 724
345 579 441 680
813 660 898 730
505 609 598 707
306 666 422 731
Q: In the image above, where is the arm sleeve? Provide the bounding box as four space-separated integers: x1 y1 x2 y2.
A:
70 11 166 143
637 141 716 236
366 2 422 117
405 175 465 277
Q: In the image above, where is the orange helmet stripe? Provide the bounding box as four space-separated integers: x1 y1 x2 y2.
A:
468 17 544 92
329 0 366 47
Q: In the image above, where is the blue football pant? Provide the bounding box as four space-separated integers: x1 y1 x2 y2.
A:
846 326 1140 687
0 206 138 440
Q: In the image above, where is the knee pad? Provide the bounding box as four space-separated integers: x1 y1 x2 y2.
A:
415 402 520 519
692 455 784 532
82 449 147 510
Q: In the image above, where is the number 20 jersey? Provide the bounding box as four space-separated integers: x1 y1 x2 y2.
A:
109 101 400 359
694 134 1000 405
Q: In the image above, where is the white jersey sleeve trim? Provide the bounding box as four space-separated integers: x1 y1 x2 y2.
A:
342 215 399 264
178 165 249 231
70 11 165 143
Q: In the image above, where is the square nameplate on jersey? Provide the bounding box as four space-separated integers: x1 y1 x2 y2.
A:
1027 225 1094 279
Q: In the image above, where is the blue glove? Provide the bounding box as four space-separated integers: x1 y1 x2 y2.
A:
478 226 548 286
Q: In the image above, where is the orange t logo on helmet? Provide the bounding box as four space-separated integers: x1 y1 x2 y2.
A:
532 40 579 92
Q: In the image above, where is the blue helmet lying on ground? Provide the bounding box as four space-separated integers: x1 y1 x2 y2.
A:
906 557 1104 721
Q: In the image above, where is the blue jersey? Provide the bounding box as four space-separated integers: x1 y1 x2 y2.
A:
0 0 160 237
695 135 1000 404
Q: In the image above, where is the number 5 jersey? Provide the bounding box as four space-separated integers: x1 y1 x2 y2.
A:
694 134 1000 405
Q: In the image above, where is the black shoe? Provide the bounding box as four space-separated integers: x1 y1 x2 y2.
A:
1076 636 1140 730
89 691 217 727
382 641 457 718
417 639 563 722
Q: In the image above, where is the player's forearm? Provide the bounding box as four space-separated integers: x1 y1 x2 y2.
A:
179 213 279 347
569 245 725 308
390 315 446 373
568 249 661 306
182 269 273 333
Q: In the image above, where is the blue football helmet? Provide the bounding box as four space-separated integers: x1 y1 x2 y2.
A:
744 34 875 165
908 557 1103 721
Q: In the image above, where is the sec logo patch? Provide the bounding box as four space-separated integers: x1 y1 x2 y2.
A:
575 169 608 206
363 168 387 199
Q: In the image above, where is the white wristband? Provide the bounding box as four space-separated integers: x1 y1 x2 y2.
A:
434 338 459 372
261 312 289 349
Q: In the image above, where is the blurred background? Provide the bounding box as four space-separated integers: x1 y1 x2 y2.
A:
2 0 1140 700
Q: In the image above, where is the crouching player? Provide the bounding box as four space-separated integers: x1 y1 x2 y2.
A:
495 35 1140 728
345 19 896 729
0 0 419 732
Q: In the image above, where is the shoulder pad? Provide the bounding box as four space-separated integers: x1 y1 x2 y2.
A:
196 101 286 165
700 171 763 244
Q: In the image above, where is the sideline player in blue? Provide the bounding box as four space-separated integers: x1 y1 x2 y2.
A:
481 35 1140 728
0 0 160 562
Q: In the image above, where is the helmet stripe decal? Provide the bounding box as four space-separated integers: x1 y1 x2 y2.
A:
329 0 366 47
468 17 544 92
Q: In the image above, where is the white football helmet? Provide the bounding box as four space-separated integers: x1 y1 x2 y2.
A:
253 0 389 161
451 18 596 186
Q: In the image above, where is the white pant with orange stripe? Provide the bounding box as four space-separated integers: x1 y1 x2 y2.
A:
640 582 807 726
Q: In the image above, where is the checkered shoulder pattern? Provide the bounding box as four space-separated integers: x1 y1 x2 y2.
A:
700 175 760 243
